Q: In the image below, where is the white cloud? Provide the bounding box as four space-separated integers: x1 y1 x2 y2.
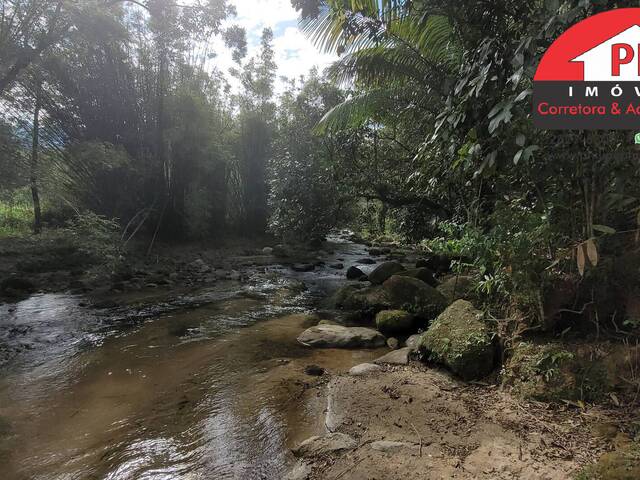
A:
210 0 337 94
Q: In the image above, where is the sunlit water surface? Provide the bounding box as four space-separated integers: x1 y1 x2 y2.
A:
0 238 384 479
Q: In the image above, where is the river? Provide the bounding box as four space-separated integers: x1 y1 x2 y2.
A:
0 237 385 479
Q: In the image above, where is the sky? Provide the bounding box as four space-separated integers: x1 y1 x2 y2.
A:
213 0 337 93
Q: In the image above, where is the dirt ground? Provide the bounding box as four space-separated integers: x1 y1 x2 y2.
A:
290 362 630 480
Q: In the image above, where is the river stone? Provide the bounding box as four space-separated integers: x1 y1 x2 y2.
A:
382 275 448 320
405 334 421 352
284 462 312 480
329 263 344 269
292 433 357 457
334 284 391 314
297 325 386 348
292 263 315 272
418 300 496 380
368 261 405 285
357 258 376 265
346 266 365 279
375 310 414 335
386 337 399 350
437 275 475 303
396 267 439 287
262 247 274 255
374 347 410 365
0 277 35 294
416 254 452 273
370 440 413 453
349 363 383 376
189 259 211 273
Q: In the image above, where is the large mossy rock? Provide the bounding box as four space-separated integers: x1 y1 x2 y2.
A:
368 261 405 285
334 284 391 315
437 275 475 303
502 341 611 402
382 275 447 320
375 309 414 335
418 300 496 380
297 324 386 348
577 440 640 480
395 267 438 287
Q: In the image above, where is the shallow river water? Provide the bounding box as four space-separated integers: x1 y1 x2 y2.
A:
0 238 383 479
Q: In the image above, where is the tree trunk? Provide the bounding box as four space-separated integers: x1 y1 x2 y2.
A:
30 82 42 234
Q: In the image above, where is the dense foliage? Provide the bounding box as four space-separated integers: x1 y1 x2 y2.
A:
2 0 640 334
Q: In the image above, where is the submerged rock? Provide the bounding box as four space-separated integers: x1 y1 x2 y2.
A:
349 363 383 376
297 325 386 348
292 433 357 457
329 263 344 270
356 258 376 265
346 266 365 280
291 263 315 272
418 300 496 380
368 261 405 285
304 364 325 376
375 310 414 336
382 275 447 320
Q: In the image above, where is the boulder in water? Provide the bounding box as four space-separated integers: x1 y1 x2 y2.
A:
368 261 405 285
291 263 315 272
356 258 376 265
297 324 386 348
375 309 414 335
346 266 365 279
382 275 448 320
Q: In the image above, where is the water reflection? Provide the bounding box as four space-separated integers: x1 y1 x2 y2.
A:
0 237 381 479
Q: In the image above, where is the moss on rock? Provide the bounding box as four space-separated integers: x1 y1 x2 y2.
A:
576 441 640 480
395 267 438 287
334 284 391 316
502 342 610 403
436 275 475 303
375 310 414 335
418 300 496 380
382 275 448 321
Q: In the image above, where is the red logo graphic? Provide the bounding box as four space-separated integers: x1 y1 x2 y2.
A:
533 8 640 129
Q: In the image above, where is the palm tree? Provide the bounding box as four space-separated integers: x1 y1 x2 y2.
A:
298 1 461 133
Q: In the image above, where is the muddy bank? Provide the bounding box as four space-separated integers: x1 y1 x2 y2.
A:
288 364 632 480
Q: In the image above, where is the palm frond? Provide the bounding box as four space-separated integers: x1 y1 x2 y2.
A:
314 87 398 133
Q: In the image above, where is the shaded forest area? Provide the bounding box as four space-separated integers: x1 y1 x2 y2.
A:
2 1 640 478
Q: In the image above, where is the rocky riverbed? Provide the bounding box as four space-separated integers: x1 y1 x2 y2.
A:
0 232 636 479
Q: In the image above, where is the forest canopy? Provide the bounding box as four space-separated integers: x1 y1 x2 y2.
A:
1 0 640 333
